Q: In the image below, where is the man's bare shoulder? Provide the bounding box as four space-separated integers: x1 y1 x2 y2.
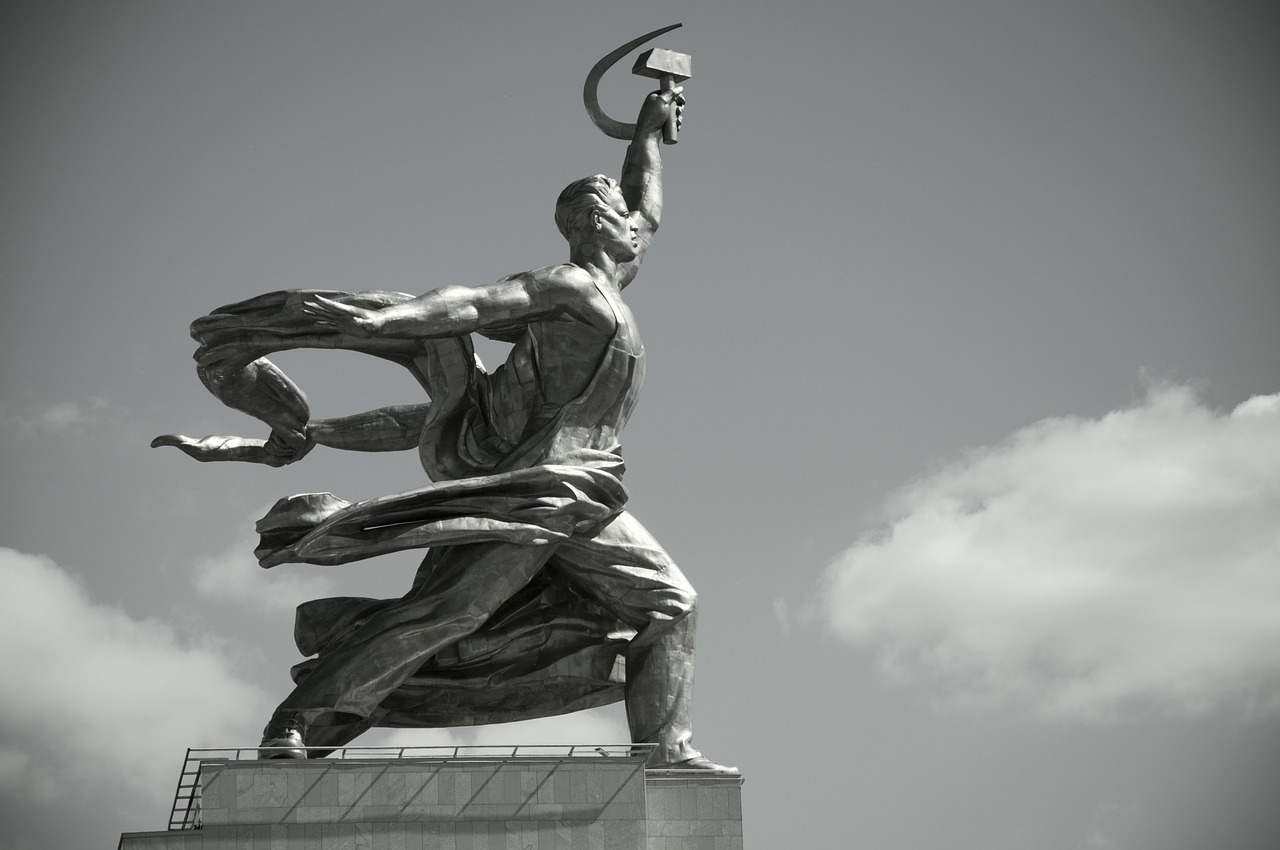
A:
503 263 597 294
500 264 612 326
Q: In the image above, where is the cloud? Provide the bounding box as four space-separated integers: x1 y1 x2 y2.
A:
1082 803 1145 850
193 522 336 612
0 750 56 804
0 548 266 804
1 398 110 433
358 706 630 753
772 597 791 635
824 385 1280 718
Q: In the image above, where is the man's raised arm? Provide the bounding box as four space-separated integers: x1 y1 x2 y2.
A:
616 88 683 286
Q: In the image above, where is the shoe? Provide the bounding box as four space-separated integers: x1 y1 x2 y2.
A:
258 713 308 760
648 756 739 775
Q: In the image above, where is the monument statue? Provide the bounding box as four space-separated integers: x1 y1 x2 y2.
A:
154 26 734 773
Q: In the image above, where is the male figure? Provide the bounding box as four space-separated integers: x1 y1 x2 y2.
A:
156 89 733 772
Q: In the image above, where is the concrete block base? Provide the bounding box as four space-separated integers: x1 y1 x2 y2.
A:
119 754 743 850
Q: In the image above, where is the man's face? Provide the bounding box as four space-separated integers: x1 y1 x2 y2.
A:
593 192 639 262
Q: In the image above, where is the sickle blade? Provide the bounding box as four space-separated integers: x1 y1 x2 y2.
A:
583 23 683 140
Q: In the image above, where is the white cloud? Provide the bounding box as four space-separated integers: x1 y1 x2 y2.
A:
1 398 110 433
358 706 630 753
773 597 791 635
0 548 266 804
1082 802 1144 850
824 386 1280 718
193 523 336 611
0 749 56 804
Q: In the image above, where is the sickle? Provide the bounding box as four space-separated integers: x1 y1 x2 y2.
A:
583 23 683 140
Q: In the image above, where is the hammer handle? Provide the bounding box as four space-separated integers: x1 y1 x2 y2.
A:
660 75 678 145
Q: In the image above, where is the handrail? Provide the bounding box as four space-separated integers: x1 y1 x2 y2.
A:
166 743 656 831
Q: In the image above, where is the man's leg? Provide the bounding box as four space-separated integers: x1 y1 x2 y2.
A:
554 511 733 771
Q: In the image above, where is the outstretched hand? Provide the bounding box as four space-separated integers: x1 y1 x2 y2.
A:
636 87 685 138
150 432 313 467
301 294 384 338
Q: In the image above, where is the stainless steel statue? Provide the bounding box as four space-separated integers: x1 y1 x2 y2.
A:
154 26 733 773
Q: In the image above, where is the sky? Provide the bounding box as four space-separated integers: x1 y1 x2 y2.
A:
1 1 1278 848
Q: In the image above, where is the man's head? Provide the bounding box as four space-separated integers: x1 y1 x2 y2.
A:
555 175 636 258
555 175 621 239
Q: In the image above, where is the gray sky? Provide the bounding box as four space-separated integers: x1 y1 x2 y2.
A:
2 2 1278 848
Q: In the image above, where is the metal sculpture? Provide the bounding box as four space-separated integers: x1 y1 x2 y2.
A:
155 28 732 774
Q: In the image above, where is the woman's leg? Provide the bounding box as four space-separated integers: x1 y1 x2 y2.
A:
264 540 557 743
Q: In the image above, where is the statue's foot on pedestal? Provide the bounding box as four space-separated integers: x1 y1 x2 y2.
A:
648 756 739 775
258 713 308 760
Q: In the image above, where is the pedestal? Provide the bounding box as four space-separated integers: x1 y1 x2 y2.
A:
118 750 744 850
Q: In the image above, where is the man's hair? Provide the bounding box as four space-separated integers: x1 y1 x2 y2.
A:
555 174 621 241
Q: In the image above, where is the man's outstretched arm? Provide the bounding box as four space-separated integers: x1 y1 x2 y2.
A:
299 266 604 340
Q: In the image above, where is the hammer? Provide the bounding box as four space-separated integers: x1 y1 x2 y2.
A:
632 47 691 144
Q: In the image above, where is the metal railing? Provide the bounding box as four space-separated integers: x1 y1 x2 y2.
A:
167 743 654 831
